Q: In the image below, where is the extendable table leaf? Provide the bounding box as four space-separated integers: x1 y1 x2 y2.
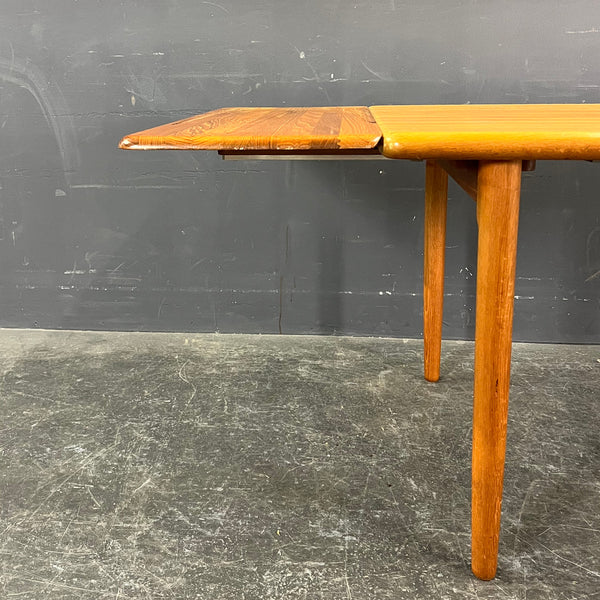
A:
120 103 600 580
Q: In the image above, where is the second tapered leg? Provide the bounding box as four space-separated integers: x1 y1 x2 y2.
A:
471 159 522 580
424 160 448 382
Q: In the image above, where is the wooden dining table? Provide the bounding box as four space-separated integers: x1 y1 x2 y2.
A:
120 104 600 580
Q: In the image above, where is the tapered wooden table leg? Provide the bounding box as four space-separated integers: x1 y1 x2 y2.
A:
424 160 448 382
471 160 522 580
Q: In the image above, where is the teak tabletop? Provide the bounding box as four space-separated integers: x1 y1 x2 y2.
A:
371 103 600 159
120 103 600 159
120 104 600 581
119 106 382 153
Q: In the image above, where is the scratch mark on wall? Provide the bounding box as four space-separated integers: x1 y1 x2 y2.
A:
0 57 80 184
157 297 166 319
565 28 600 34
286 41 331 103
70 184 189 190
168 72 264 80
360 59 392 82
201 1 230 14
278 275 284 335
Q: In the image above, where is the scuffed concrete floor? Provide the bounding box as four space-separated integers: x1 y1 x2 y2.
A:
0 330 598 599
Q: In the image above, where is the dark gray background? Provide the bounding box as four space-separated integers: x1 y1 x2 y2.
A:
0 0 598 342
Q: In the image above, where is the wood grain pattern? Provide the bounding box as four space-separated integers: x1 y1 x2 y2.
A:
439 160 534 203
438 160 478 201
423 161 448 383
471 160 522 581
119 106 382 152
370 104 600 160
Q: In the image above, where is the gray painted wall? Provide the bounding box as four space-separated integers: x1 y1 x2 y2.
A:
0 0 599 342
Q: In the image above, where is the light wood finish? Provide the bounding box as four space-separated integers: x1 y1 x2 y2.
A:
439 159 534 203
471 160 522 580
423 161 448 382
438 160 478 201
370 104 600 160
119 106 382 152
118 104 592 581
